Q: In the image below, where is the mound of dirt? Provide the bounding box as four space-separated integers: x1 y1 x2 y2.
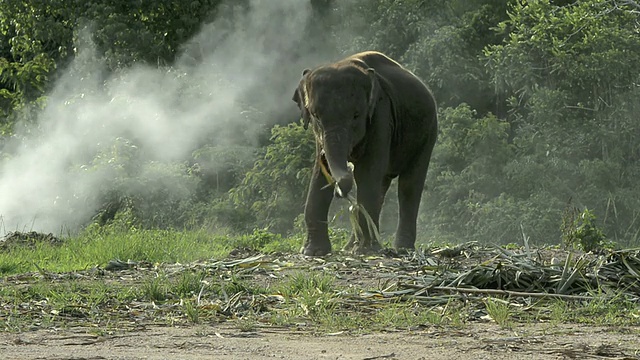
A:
0 231 62 250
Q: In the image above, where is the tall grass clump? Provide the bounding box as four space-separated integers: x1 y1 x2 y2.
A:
0 225 234 275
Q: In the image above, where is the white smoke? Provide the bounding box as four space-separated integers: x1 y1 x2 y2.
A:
0 1 327 235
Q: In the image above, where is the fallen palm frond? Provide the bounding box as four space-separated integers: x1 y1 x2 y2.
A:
383 245 640 303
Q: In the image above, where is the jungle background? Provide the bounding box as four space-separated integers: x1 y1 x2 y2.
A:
1 0 639 249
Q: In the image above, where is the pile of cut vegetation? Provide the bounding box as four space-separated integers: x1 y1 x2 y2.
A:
190 243 640 307
348 243 640 306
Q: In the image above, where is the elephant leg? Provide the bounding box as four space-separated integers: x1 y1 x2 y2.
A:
303 161 334 256
344 175 391 253
379 175 393 210
345 166 387 253
395 145 435 251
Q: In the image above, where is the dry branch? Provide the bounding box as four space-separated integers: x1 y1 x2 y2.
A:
427 286 596 300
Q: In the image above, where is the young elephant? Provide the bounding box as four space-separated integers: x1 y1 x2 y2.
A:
292 51 438 256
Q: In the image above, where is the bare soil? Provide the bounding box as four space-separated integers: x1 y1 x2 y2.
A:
1 322 639 360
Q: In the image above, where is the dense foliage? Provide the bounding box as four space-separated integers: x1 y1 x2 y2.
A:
1 0 639 247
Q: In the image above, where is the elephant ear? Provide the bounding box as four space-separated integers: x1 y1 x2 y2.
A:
292 69 312 129
366 68 381 123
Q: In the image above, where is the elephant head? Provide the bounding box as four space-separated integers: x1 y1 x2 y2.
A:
292 64 382 198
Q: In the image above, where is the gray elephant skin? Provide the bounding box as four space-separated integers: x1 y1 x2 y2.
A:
292 51 438 256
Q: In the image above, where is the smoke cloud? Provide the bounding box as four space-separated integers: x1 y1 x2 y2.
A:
0 1 338 235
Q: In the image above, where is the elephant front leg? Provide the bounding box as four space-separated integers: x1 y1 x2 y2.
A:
303 161 334 256
343 173 384 254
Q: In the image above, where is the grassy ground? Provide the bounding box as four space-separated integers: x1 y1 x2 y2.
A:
1 228 639 335
0 227 303 275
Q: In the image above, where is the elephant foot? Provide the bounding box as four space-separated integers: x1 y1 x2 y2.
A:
394 238 416 254
393 246 415 256
301 241 332 257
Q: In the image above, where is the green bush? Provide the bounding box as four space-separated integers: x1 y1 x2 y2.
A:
562 208 612 252
226 121 314 234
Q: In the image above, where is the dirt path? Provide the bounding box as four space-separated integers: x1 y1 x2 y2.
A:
2 323 639 360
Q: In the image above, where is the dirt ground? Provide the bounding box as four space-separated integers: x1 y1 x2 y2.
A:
2 322 639 360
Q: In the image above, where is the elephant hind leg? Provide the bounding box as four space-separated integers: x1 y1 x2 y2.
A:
395 146 435 251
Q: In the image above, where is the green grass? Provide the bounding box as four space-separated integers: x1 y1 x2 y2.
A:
370 302 446 329
2 264 638 334
277 271 336 296
0 227 304 276
207 272 268 298
0 278 140 332
271 271 339 324
484 297 513 329
548 296 639 326
174 270 207 297
141 273 170 302
182 300 201 324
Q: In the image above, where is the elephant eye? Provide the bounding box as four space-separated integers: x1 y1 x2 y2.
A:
353 111 360 119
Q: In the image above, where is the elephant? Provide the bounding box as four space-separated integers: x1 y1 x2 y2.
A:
292 51 438 256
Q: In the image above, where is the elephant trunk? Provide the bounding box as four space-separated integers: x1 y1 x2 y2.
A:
322 129 353 198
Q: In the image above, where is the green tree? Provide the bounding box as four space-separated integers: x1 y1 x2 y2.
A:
228 121 314 234
421 104 516 242
481 0 640 245
0 0 71 132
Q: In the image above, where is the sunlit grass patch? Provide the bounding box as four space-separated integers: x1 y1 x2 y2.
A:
278 271 335 296
0 278 139 332
556 295 639 326
270 271 339 325
484 297 513 329
174 270 207 298
0 228 244 275
140 273 170 302
371 302 446 329
182 300 201 324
